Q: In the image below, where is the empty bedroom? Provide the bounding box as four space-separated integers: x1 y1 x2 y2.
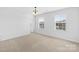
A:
0 7 79 52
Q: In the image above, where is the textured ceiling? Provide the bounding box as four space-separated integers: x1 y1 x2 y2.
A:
37 7 68 14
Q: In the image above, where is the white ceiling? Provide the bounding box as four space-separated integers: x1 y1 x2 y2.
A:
37 7 68 14
1 7 68 15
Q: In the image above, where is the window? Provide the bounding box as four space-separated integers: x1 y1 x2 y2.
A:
38 18 45 29
55 15 66 30
39 22 44 29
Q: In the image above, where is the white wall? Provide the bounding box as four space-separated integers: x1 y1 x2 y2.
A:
0 7 33 40
35 7 79 43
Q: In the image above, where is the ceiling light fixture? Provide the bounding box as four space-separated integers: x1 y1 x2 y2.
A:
33 7 38 16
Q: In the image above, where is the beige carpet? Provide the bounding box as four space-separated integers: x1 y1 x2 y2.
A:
0 33 79 52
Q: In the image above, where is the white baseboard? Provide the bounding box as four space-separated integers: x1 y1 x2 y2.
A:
35 32 79 43
0 33 31 41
